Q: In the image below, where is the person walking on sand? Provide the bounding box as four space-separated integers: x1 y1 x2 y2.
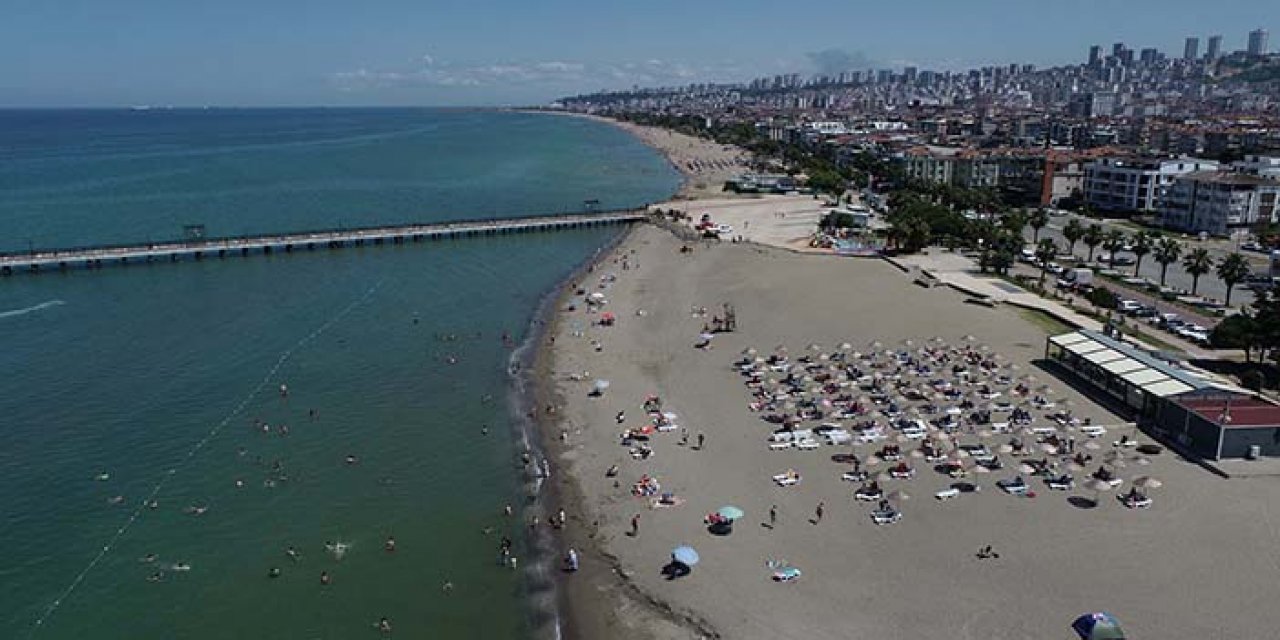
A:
769 505 777 527
680 428 689 446
630 513 640 537
697 433 705 450
814 501 825 524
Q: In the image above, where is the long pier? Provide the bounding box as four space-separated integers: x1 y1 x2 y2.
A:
0 210 648 275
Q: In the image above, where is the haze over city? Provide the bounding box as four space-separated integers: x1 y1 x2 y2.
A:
0 0 1272 106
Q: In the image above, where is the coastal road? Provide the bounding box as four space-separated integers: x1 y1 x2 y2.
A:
1028 213 1260 309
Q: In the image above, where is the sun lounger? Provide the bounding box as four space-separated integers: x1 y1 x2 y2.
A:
1078 425 1107 438
854 487 883 501
1045 475 1074 491
934 488 960 501
1120 493 1152 509
997 477 1029 495
768 441 794 451
890 467 915 479
870 509 902 525
795 438 821 450
772 566 802 582
841 470 868 482
772 472 801 487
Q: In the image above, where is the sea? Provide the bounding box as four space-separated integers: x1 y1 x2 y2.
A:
0 108 681 639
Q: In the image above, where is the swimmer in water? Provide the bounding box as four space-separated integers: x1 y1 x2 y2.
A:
442 581 453 592
108 495 125 505
171 562 191 572
141 553 157 563
286 546 299 561
279 383 288 398
378 617 392 634
320 571 331 585
95 472 110 482
186 505 208 516
234 478 245 488
269 567 281 579
145 499 159 509
345 454 359 465
384 537 395 552
481 425 489 436
147 571 165 583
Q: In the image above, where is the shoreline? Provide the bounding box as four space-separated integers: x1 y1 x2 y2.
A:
521 224 713 640
518 109 753 202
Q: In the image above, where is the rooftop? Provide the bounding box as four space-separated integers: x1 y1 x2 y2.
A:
1181 170 1280 187
1177 394 1280 428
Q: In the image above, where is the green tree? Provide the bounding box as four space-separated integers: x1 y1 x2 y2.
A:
1153 237 1183 286
1101 229 1127 269
1028 209 1050 243
1182 248 1213 295
1217 252 1252 307
1087 286 1119 310
1210 313 1259 362
1062 218 1085 255
1130 232 1154 277
1035 238 1058 286
1083 224 1104 262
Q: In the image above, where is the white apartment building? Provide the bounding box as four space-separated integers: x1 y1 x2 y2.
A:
1084 156 1218 213
1160 171 1280 235
1232 155 1280 179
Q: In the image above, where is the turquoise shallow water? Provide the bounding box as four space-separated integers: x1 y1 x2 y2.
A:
0 109 680 639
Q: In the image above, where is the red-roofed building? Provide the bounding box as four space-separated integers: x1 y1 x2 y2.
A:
1157 392 1280 459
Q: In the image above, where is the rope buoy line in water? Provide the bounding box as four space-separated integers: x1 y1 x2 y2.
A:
27 281 383 637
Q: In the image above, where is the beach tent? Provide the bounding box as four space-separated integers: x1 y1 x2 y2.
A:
1072 612 1126 640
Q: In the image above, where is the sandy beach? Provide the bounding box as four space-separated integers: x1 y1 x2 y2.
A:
542 111 753 200
535 223 1280 640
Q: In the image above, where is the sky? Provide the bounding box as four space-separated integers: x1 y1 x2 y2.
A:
0 0 1272 107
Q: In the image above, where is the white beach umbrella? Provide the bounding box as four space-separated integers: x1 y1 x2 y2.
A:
886 490 910 502
1083 441 1102 451
972 464 991 474
1134 456 1152 466
997 444 1014 454
1132 476 1162 489
1018 463 1038 475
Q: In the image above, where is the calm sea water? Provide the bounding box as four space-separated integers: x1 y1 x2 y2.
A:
0 109 680 639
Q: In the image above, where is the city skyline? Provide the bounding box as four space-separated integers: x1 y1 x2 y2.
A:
0 0 1273 107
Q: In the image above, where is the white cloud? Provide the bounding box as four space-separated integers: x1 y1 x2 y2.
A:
329 56 750 95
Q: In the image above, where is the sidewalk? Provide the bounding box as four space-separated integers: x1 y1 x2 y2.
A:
889 250 1215 359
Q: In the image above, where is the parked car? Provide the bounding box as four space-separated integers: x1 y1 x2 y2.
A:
1117 300 1142 314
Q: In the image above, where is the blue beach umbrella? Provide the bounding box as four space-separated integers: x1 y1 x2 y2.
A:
671 546 700 566
717 506 745 521
1072 612 1126 640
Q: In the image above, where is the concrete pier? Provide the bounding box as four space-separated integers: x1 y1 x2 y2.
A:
1 210 647 276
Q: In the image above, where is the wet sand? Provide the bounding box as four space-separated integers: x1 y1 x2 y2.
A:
538 223 1280 640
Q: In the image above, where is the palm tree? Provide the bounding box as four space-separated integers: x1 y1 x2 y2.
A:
1035 238 1058 286
1062 218 1085 256
1182 248 1213 295
1101 229 1127 269
1217 252 1252 307
1130 232 1154 277
1082 224 1104 262
1153 237 1183 286
1028 209 1050 243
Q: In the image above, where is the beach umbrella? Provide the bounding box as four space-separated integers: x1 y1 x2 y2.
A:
1083 441 1102 451
1133 456 1152 466
886 490 910 502
1071 612 1126 640
909 448 925 459
1132 476 1162 490
717 506 745 521
875 471 892 482
1019 463 1037 475
972 464 991 474
1040 444 1059 455
671 546 700 566
1083 478 1115 494
593 379 611 392
839 342 853 351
